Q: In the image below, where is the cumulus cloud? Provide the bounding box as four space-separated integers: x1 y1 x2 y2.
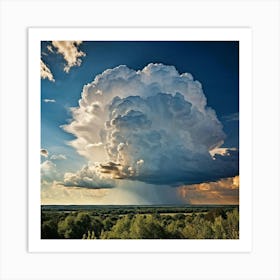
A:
40 59 55 82
63 164 116 189
50 154 67 160
43 99 56 103
51 41 85 73
41 160 60 182
177 176 239 205
63 63 238 188
40 149 49 158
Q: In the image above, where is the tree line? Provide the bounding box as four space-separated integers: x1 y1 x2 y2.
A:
41 207 239 239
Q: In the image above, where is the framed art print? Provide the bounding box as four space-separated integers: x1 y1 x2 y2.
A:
2 0 280 279
28 27 252 252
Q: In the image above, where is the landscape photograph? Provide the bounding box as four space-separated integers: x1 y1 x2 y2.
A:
40 40 239 240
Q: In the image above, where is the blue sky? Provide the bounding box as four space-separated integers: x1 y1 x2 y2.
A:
40 41 239 205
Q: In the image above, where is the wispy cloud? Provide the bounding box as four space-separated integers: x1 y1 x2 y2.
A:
222 112 239 122
40 59 55 82
51 41 85 73
47 45 54 53
50 154 67 160
43 99 56 103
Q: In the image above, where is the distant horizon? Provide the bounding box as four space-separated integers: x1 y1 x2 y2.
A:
41 203 239 207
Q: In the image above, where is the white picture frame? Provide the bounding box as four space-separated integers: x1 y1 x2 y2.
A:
29 27 251 253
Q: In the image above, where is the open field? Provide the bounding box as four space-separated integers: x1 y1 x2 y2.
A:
41 205 239 239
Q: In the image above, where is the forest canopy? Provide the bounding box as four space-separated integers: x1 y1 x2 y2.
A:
41 206 239 239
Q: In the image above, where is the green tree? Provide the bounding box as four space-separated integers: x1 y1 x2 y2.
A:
224 208 239 239
58 212 92 239
103 217 114 231
166 220 183 238
105 215 132 239
90 217 103 238
129 215 167 239
58 215 76 238
182 224 196 239
212 216 227 239
205 208 227 222
41 220 59 239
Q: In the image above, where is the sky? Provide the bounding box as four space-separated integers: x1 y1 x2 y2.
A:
40 41 239 205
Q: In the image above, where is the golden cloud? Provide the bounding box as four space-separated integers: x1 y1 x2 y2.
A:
40 59 55 82
177 176 239 205
51 41 85 73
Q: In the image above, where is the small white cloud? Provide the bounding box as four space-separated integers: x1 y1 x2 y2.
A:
209 147 237 158
43 99 56 103
40 59 55 82
136 159 144 165
50 154 67 160
40 149 49 158
47 45 54 53
51 41 85 73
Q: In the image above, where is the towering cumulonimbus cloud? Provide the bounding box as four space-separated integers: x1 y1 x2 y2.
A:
62 63 238 188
